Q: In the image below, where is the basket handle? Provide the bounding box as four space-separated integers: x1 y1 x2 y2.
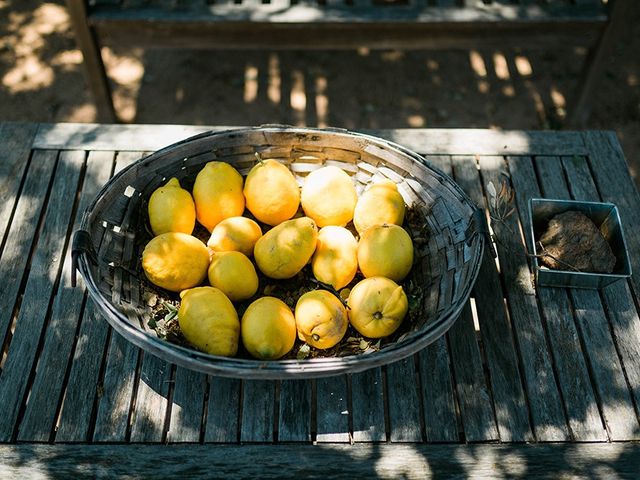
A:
466 208 497 258
71 230 98 288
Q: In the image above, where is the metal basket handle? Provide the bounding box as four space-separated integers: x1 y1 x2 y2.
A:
71 230 98 288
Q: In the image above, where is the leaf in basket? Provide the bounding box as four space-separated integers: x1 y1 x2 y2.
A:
297 343 311 360
486 181 497 201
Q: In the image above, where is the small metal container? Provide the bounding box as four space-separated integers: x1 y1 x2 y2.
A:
528 198 632 289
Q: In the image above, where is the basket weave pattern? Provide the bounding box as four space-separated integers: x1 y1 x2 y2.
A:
77 127 484 379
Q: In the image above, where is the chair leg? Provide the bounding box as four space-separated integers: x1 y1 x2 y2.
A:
567 0 633 128
66 0 118 123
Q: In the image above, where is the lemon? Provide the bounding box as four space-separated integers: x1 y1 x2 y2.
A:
347 277 408 338
301 166 358 227
295 290 348 349
178 287 240 356
357 224 414 282
207 216 262 257
353 180 405 234
142 232 210 292
311 226 358 290
254 217 318 279
192 161 245 231
208 251 259 302
244 159 300 226
148 177 196 236
241 297 296 360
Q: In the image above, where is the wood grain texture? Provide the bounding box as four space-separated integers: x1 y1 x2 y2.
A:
315 375 350 443
129 354 171 442
240 380 275 442
508 155 607 442
0 149 84 442
1 443 638 478
535 155 640 440
350 367 386 442
386 358 423 442
168 367 206 443
19 149 112 442
205 377 240 443
454 156 533 442
278 380 312 442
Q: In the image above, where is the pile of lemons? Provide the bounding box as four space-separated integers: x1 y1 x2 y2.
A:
141 158 415 360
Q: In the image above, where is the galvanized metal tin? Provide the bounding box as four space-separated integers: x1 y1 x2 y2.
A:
528 198 632 289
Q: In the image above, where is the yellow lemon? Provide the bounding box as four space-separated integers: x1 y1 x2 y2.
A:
357 224 413 282
207 251 259 302
244 159 300 226
178 287 240 356
295 290 348 349
301 166 358 227
353 180 406 234
254 217 318 279
241 297 296 360
347 277 408 338
142 232 210 292
207 216 262 257
148 177 196 236
311 226 358 290
192 161 245 231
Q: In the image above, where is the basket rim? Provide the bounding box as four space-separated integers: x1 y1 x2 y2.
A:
76 125 485 379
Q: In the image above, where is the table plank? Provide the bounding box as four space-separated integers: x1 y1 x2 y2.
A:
315 375 350 443
0 150 84 442
18 149 113 442
205 377 240 443
508 155 607 441
387 358 423 442
453 155 533 442
130 355 172 442
168 367 207 443
240 380 275 442
350 368 386 442
534 155 640 440
278 380 312 442
1 443 639 478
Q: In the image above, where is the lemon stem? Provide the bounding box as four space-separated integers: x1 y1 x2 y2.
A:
373 312 383 320
255 152 264 165
312 333 320 342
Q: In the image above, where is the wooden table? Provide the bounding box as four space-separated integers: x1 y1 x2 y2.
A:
1 122 640 477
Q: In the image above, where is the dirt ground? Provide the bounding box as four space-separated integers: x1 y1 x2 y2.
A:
1 1 639 187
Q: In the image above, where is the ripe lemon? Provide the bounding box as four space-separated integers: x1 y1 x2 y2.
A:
207 216 262 257
357 224 414 282
178 287 240 357
311 226 358 290
241 297 296 360
254 216 318 279
295 290 348 349
353 180 405 234
207 251 259 302
301 166 358 227
244 159 300 226
142 232 210 292
148 177 196 236
347 277 408 338
192 161 245 231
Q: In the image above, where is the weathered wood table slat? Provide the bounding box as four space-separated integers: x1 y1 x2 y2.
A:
1 122 640 477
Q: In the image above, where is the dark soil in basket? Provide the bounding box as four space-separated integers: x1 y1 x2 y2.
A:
141 205 431 361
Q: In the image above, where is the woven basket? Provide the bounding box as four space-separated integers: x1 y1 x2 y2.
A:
73 126 485 379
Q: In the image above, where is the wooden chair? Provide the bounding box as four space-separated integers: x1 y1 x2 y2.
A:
66 0 632 126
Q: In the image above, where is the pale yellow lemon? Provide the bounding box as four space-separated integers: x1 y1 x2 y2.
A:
357 224 414 282
295 290 348 349
243 159 300 226
311 226 358 290
192 161 245 231
207 216 262 257
142 232 209 292
241 297 296 360
353 180 405 234
347 277 408 338
148 177 196 235
254 217 318 279
178 287 240 357
207 251 259 302
300 166 358 227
